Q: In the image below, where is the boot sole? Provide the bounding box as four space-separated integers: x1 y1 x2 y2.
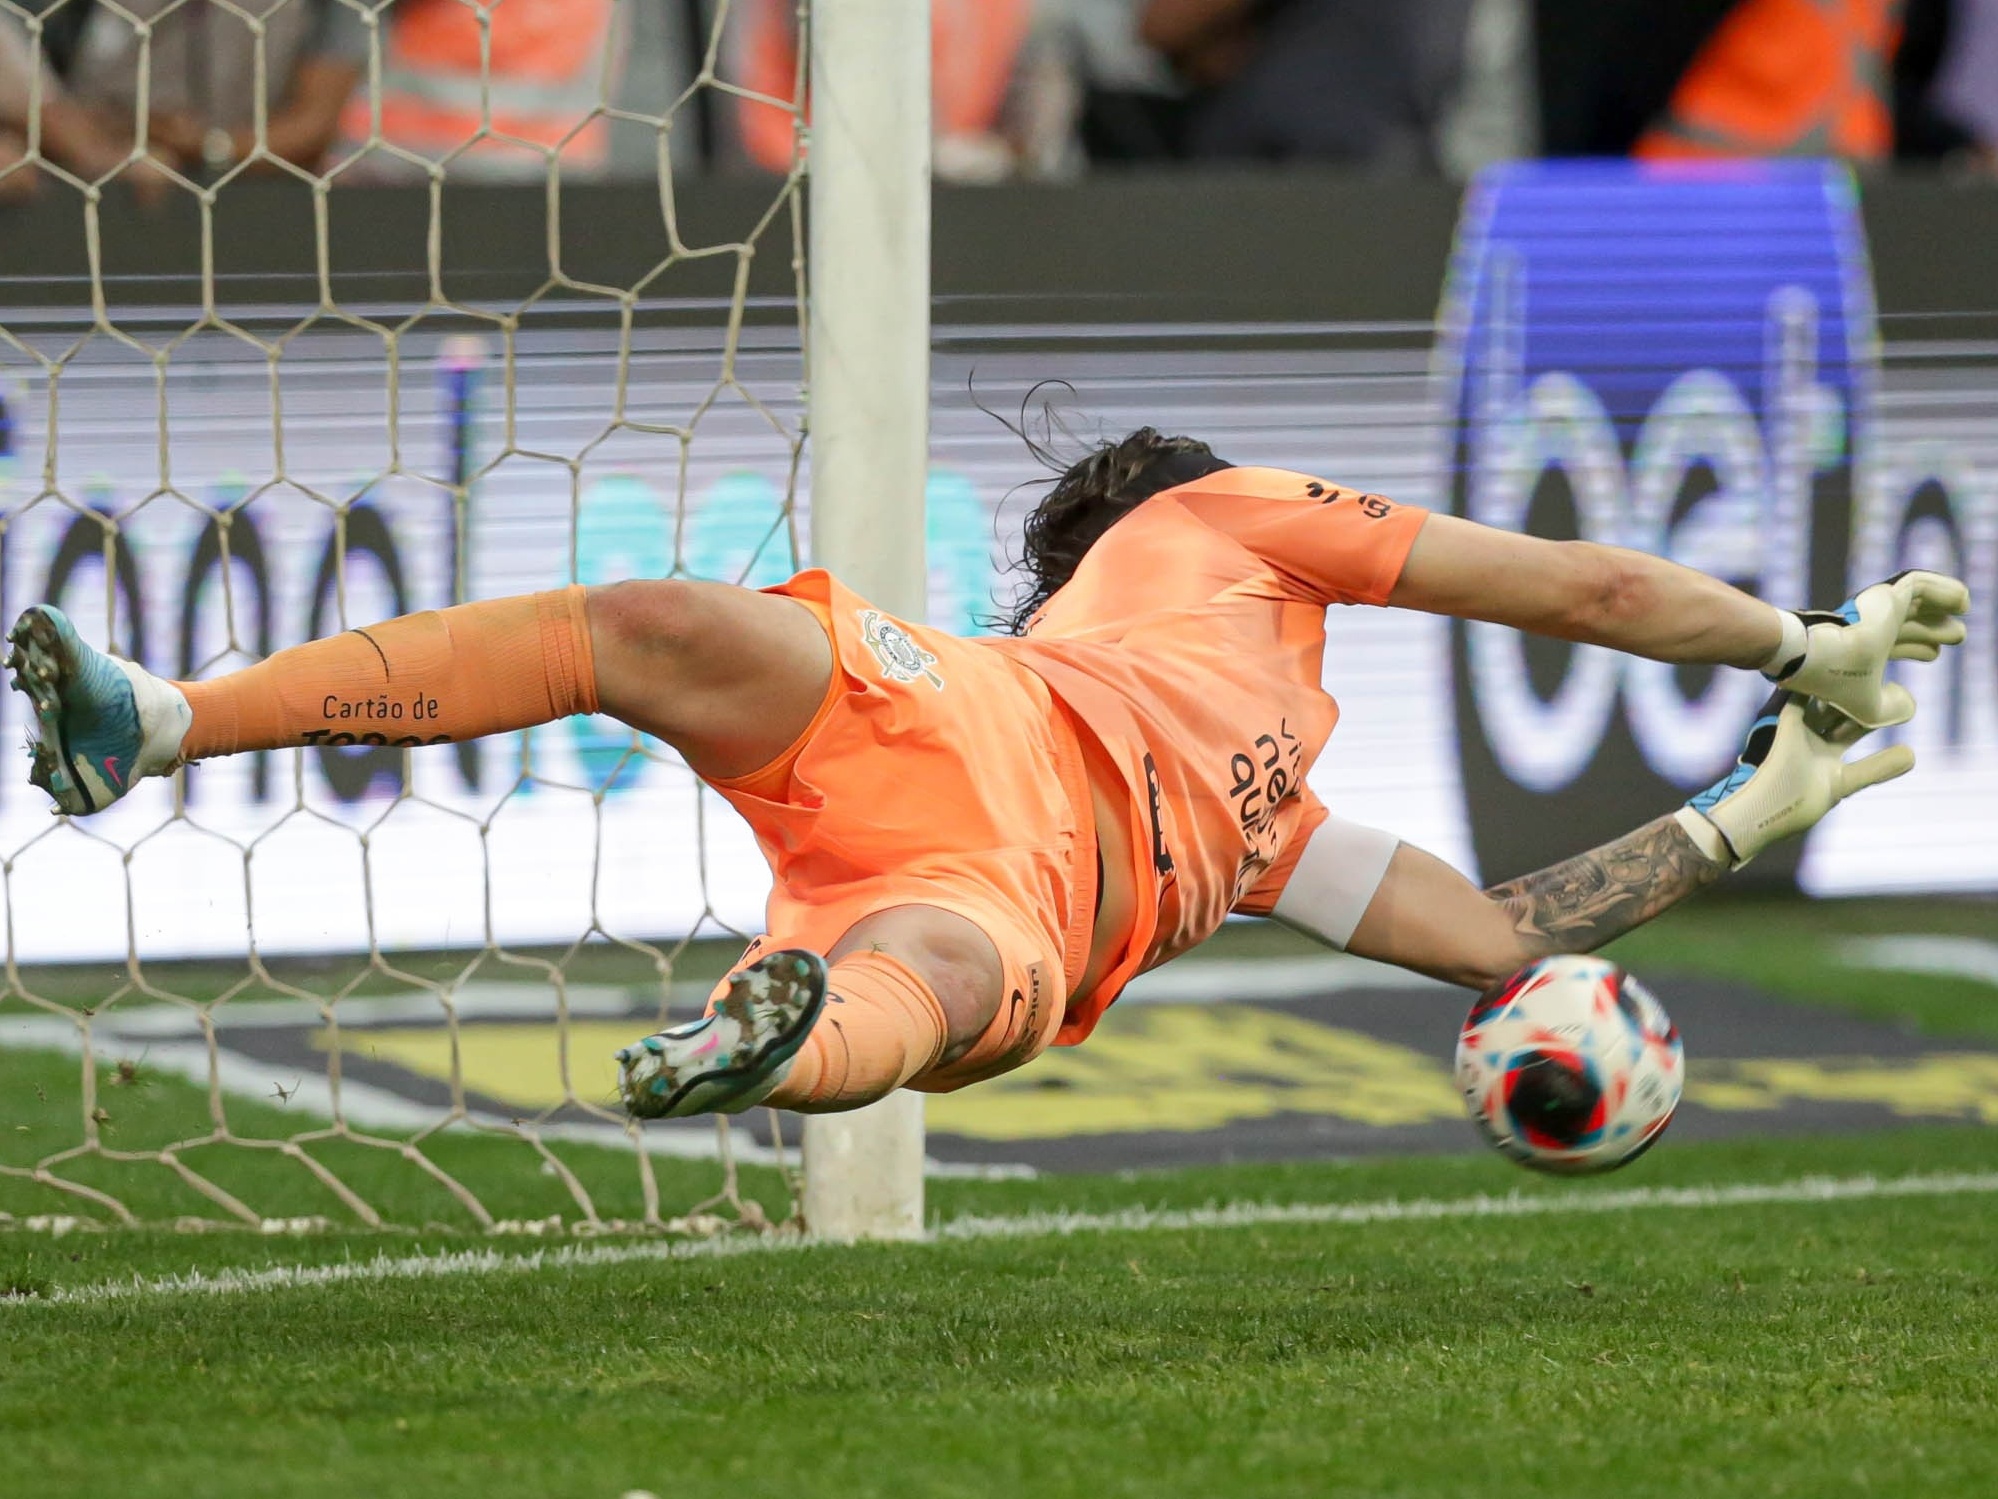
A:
4 609 88 814
622 950 829 1119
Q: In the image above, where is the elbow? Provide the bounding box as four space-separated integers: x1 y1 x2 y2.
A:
1427 915 1535 994
1449 951 1525 995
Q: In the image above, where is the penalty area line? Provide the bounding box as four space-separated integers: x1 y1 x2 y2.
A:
11 1168 1998 1309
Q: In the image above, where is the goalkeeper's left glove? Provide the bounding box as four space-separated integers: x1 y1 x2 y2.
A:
1760 570 1970 730
1675 690 1915 870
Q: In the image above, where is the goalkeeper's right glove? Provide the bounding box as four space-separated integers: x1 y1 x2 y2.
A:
1760 570 1970 730
1674 690 1915 870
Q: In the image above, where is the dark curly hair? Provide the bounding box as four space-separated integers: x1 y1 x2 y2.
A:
998 425 1232 635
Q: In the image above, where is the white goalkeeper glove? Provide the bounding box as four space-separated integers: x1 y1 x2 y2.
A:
1760 570 1970 730
1675 690 1915 870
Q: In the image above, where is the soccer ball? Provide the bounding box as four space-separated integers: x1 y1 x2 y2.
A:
1454 954 1684 1175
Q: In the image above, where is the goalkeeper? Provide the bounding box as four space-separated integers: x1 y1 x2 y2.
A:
7 434 1970 1119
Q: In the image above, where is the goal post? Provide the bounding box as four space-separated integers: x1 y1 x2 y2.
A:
801 0 934 1243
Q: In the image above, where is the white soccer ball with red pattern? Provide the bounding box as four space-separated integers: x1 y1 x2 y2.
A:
1454 954 1684 1175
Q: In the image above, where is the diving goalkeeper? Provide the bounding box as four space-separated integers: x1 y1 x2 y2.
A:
7 434 1971 1119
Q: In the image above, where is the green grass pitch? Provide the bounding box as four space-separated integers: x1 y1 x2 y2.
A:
4 895 1997 1498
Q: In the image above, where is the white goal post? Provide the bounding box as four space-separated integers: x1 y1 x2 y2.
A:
802 0 934 1242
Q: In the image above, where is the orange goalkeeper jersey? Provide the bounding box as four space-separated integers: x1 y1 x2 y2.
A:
983 466 1428 1043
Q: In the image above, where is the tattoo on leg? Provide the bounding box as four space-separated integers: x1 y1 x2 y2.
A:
1484 814 1724 958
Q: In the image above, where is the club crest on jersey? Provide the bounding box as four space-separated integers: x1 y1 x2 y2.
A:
858 609 943 689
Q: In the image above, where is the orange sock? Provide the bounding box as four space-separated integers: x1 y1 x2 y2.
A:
177 587 598 759
766 950 949 1113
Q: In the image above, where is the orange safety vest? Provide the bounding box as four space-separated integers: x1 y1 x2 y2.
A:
339 0 618 175
1637 0 1904 160
737 0 1032 171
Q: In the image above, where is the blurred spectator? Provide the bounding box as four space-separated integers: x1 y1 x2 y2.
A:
1536 0 1737 155
1437 0 1538 176
1927 0 1998 159
0 22 152 196
1029 0 1184 165
0 0 368 182
1897 0 1998 164
735 0 1079 181
1137 0 1474 168
335 0 621 182
1537 0 1905 162
1636 0 1902 160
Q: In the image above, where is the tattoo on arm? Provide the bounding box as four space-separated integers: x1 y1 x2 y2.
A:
1483 814 1725 959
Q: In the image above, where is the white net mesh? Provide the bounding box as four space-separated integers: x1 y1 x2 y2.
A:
0 0 818 1234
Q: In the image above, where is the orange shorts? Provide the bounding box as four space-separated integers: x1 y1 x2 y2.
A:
705 571 1097 1091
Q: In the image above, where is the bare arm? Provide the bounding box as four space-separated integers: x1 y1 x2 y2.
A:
0 27 142 182
1336 817 1724 992
1324 675 1920 987
230 57 363 170
1242 502 1942 988
1481 816 1725 967
1388 512 1784 669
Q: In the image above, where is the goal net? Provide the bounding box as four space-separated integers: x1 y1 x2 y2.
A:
0 0 830 1234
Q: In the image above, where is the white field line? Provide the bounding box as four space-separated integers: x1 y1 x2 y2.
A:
10 1168 1998 1310
1837 935 1998 989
